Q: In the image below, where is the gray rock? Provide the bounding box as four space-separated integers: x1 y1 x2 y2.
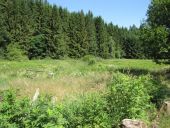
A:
164 101 170 115
121 119 147 128
160 101 170 115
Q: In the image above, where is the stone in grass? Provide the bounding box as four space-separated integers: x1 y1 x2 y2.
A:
121 119 147 128
160 101 170 115
48 72 55 78
32 88 40 102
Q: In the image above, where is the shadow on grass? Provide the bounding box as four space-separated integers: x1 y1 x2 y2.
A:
117 68 149 76
116 67 170 80
155 59 170 65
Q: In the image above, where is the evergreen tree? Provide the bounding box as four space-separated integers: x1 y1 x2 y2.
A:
85 11 97 56
46 5 67 59
68 11 88 58
95 16 109 58
107 25 122 58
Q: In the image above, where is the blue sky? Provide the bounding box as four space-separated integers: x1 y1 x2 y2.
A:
48 0 150 28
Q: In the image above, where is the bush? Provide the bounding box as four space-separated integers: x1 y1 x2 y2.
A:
106 73 156 126
26 95 66 128
137 75 167 108
0 48 5 59
0 89 30 128
82 55 97 65
6 43 27 61
62 93 111 128
0 89 66 128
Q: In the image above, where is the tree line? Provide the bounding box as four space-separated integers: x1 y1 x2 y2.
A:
0 0 169 60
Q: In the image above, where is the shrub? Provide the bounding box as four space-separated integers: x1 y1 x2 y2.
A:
62 93 111 128
82 55 97 65
26 95 66 128
6 43 27 61
0 89 66 128
135 73 170 108
28 35 47 59
0 89 30 128
0 48 5 59
106 73 156 126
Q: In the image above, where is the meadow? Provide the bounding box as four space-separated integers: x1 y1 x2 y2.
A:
0 59 169 98
0 58 170 127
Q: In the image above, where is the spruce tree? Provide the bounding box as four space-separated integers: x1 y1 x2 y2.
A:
68 11 88 58
85 11 97 56
95 16 109 58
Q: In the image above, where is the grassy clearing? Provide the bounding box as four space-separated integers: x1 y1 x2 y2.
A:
0 59 169 99
0 59 111 99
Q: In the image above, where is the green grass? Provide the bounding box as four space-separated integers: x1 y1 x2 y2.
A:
159 115 170 128
101 59 169 71
0 59 110 98
0 59 169 98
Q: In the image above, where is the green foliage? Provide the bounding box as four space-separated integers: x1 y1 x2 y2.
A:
0 71 164 127
62 93 111 128
0 89 30 128
95 16 110 58
26 95 66 128
28 35 47 59
85 11 97 56
107 73 156 126
122 26 144 59
140 25 169 59
6 43 27 61
82 55 97 65
147 0 170 28
0 59 169 127
0 48 5 59
0 0 159 60
145 0 170 60
0 89 66 128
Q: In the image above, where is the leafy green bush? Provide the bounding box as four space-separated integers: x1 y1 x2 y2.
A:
0 89 30 128
6 43 27 61
82 55 97 65
26 95 66 128
106 73 156 126
28 35 47 60
0 48 5 59
62 93 111 128
137 75 167 108
0 89 66 128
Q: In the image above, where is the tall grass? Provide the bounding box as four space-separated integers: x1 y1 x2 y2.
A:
0 59 169 98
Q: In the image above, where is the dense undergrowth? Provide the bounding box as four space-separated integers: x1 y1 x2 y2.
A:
0 72 167 128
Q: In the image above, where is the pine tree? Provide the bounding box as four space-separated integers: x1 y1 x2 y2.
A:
85 11 97 56
95 16 109 58
68 11 88 58
46 5 67 59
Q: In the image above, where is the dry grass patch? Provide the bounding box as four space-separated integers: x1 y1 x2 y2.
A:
8 72 110 100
